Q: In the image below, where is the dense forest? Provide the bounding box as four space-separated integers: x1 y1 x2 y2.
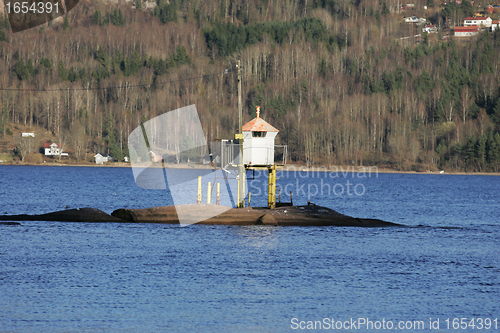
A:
1 0 500 171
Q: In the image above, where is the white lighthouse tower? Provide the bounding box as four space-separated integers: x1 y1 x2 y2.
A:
242 106 279 166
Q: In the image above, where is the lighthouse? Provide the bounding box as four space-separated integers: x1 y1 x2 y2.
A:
241 106 286 208
242 106 279 166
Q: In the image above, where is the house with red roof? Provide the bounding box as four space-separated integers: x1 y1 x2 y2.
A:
454 25 481 37
491 20 500 31
464 16 492 28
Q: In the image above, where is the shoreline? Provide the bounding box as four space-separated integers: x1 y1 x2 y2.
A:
1 162 499 176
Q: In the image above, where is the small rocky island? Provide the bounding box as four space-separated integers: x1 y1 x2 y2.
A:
0 203 401 227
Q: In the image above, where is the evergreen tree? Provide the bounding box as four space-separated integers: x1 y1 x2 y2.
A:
464 135 476 171
0 30 7 42
68 67 77 82
14 58 29 80
95 47 108 67
460 0 474 18
26 59 35 77
486 133 499 164
58 60 68 81
435 140 447 167
173 46 190 65
63 16 69 31
154 3 177 24
92 10 102 26
104 114 122 160
476 133 487 170
491 98 500 126
39 58 52 71
79 67 86 80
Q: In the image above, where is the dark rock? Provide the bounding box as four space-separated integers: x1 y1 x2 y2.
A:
0 208 126 223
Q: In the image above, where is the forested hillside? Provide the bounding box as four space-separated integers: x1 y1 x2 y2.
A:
1 0 500 171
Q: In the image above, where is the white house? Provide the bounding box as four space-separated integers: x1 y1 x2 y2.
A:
454 25 481 37
491 20 500 31
464 17 492 28
404 16 426 24
149 150 163 163
242 107 279 166
423 25 437 33
21 133 35 138
94 153 113 164
44 143 68 156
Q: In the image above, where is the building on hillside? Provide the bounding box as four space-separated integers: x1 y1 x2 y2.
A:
404 16 425 24
454 25 481 37
423 25 438 33
22 133 35 138
491 20 500 31
464 17 492 28
44 143 68 156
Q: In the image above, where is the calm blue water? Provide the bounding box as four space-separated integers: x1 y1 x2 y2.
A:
0 166 499 332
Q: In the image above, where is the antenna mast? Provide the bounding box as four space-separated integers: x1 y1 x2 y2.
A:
237 60 245 208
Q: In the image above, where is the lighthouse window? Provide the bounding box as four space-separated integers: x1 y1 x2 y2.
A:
252 131 266 137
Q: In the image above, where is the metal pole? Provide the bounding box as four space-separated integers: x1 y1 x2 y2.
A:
237 60 245 208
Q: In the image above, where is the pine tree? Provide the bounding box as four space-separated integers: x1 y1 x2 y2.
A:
58 60 68 81
14 58 29 80
26 59 35 77
0 30 7 42
475 133 487 170
63 16 69 31
92 10 102 26
464 135 476 171
68 67 77 82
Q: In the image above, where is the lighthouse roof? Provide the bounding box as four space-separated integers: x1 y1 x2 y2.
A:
242 107 279 132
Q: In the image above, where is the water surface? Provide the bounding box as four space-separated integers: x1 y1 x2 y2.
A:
0 166 498 332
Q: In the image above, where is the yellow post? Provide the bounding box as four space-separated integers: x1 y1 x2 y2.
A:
248 192 251 207
216 183 220 205
268 166 277 209
237 178 240 206
197 176 202 204
207 182 211 204
279 189 281 203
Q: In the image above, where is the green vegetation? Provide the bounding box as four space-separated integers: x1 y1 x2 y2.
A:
0 0 500 171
